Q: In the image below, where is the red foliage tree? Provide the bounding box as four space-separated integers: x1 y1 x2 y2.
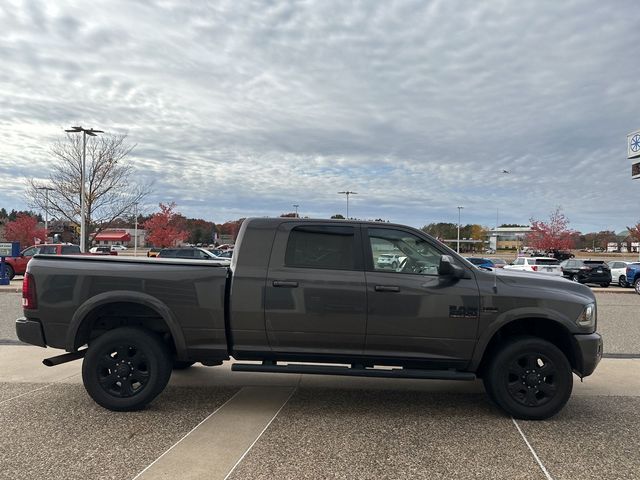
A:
526 207 576 251
143 203 188 248
4 214 47 248
218 219 245 241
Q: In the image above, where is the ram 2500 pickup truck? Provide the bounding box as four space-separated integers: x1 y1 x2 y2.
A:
16 218 603 420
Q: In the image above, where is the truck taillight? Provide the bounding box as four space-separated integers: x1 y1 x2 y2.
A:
22 273 37 309
531 266 538 271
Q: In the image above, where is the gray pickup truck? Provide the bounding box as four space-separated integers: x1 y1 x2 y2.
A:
16 218 602 419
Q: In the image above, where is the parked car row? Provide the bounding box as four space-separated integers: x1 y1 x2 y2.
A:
1 243 82 280
466 256 618 288
154 247 233 263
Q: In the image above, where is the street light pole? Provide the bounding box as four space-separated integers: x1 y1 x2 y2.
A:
457 206 464 253
37 186 54 240
293 204 299 218
338 191 357 219
65 126 103 252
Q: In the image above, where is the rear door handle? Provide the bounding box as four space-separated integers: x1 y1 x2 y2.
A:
375 285 400 292
272 280 299 288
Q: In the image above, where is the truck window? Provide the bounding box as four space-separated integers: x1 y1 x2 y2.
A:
368 228 441 275
61 245 81 255
39 245 58 255
285 226 355 270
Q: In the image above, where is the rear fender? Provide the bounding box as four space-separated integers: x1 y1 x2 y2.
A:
65 290 187 359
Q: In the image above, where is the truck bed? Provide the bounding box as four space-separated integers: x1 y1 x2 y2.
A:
23 255 230 360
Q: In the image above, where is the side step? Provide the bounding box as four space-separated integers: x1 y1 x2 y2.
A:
231 362 476 381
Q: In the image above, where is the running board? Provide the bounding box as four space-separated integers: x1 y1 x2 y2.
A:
231 362 476 380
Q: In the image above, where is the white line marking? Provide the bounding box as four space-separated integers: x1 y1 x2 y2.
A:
0 372 80 406
131 388 244 480
223 387 296 480
512 418 554 480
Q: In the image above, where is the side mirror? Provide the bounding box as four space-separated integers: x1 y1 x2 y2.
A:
439 255 465 279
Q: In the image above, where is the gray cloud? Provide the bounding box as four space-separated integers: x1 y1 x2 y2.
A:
0 0 639 231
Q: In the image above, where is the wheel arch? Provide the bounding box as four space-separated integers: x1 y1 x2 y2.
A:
472 317 578 377
65 291 187 360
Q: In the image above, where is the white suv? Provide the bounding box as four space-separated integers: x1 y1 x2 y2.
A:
376 253 404 269
504 257 562 276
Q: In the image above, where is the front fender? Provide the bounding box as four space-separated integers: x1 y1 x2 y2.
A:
65 290 187 359
468 306 576 371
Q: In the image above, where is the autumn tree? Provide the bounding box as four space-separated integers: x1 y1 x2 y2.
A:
527 207 576 251
627 223 640 242
218 219 245 241
4 214 47 248
143 203 188 248
186 218 216 245
27 132 152 247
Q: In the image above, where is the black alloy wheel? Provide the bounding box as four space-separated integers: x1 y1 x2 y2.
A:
619 275 628 288
571 274 580 283
635 278 640 295
484 336 572 420
82 327 172 411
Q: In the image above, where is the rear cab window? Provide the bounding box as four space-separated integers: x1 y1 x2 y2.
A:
285 225 356 270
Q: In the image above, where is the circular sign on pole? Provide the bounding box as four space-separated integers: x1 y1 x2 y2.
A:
628 130 640 159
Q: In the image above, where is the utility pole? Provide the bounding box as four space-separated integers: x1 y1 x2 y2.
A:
293 204 299 218
338 191 357 219
65 126 104 252
37 186 54 240
457 206 464 253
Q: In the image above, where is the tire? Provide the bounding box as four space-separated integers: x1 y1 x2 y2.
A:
571 274 580 283
600 283 609 288
4 264 14 281
483 336 573 420
82 327 172 411
635 278 640 295
173 360 195 370
619 275 628 288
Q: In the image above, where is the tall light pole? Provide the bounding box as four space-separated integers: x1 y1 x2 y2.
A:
293 204 299 218
65 126 103 252
37 186 54 240
338 191 357 219
457 206 464 253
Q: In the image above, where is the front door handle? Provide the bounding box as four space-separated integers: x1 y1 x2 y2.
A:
375 285 400 292
273 280 299 288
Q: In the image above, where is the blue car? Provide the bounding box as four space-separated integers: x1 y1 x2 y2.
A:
466 257 495 269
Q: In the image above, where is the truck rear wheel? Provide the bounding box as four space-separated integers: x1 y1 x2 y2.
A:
483 336 572 420
82 327 172 411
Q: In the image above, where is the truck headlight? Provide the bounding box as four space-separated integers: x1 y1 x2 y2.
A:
577 303 596 329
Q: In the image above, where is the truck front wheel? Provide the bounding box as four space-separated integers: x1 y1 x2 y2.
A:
82 327 172 411
483 336 573 420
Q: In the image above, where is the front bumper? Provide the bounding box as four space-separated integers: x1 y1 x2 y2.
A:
573 332 603 377
15 317 46 347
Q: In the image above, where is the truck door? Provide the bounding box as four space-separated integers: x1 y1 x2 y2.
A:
363 227 480 365
265 223 367 356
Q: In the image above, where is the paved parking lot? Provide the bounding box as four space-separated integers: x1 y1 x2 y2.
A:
1 289 639 479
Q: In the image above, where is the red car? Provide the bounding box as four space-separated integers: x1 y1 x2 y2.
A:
3 244 81 280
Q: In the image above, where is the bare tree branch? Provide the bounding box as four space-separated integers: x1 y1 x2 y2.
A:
26 133 153 246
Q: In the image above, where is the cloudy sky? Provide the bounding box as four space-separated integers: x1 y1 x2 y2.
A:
1 0 639 232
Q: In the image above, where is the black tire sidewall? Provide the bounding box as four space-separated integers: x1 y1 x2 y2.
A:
6 265 14 281
82 327 172 411
486 337 573 420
